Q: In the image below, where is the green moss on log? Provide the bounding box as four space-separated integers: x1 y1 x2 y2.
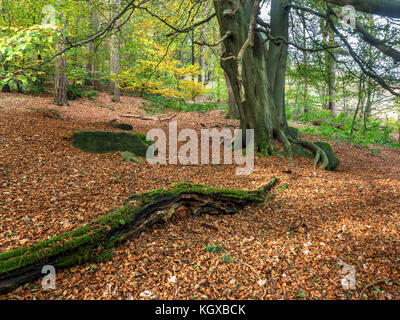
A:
126 182 266 207
0 205 137 274
314 142 340 171
0 182 275 294
71 131 152 157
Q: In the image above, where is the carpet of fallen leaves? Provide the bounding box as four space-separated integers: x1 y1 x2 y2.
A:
0 92 399 300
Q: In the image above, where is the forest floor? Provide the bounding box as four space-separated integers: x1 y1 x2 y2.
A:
0 91 399 300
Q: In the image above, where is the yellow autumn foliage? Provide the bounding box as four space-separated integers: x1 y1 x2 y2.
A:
119 20 206 100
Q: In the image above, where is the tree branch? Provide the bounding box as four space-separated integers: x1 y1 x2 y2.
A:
325 0 400 18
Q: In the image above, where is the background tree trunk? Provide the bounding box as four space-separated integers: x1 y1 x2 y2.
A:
54 10 68 107
325 24 337 116
110 0 121 102
85 9 95 86
198 23 207 84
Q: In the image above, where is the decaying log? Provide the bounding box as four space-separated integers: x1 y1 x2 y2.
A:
0 180 277 295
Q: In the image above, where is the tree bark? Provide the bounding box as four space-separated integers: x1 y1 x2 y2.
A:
54 9 68 107
325 24 337 116
198 24 206 84
213 0 292 154
363 78 373 128
1 62 11 92
110 0 121 102
302 18 309 114
224 71 239 119
85 9 95 86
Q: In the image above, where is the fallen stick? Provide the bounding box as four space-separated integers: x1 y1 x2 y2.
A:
199 122 239 129
119 113 177 122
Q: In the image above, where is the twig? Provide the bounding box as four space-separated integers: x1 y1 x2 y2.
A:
119 113 177 122
359 278 392 300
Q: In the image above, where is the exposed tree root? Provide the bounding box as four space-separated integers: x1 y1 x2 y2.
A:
0 180 278 295
276 129 294 159
291 139 330 170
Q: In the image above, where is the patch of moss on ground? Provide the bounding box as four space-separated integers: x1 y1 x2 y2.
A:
71 131 153 157
112 123 133 131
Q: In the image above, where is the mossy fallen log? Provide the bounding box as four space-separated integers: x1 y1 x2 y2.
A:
0 180 277 295
71 131 152 157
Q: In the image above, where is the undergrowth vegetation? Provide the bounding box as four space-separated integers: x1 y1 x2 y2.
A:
140 94 228 114
287 107 400 150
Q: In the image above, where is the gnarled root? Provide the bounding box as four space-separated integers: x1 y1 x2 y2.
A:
292 139 329 170
276 129 294 158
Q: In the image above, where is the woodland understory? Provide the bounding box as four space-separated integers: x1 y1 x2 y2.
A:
0 92 399 300
1 0 400 301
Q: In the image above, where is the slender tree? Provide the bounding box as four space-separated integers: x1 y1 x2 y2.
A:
54 6 68 106
110 0 121 103
325 23 337 116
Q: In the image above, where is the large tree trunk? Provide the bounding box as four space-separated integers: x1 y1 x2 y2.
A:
213 0 291 154
110 0 121 103
224 71 239 119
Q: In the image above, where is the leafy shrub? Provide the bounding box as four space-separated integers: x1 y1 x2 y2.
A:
67 85 84 100
86 90 98 101
298 109 400 149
